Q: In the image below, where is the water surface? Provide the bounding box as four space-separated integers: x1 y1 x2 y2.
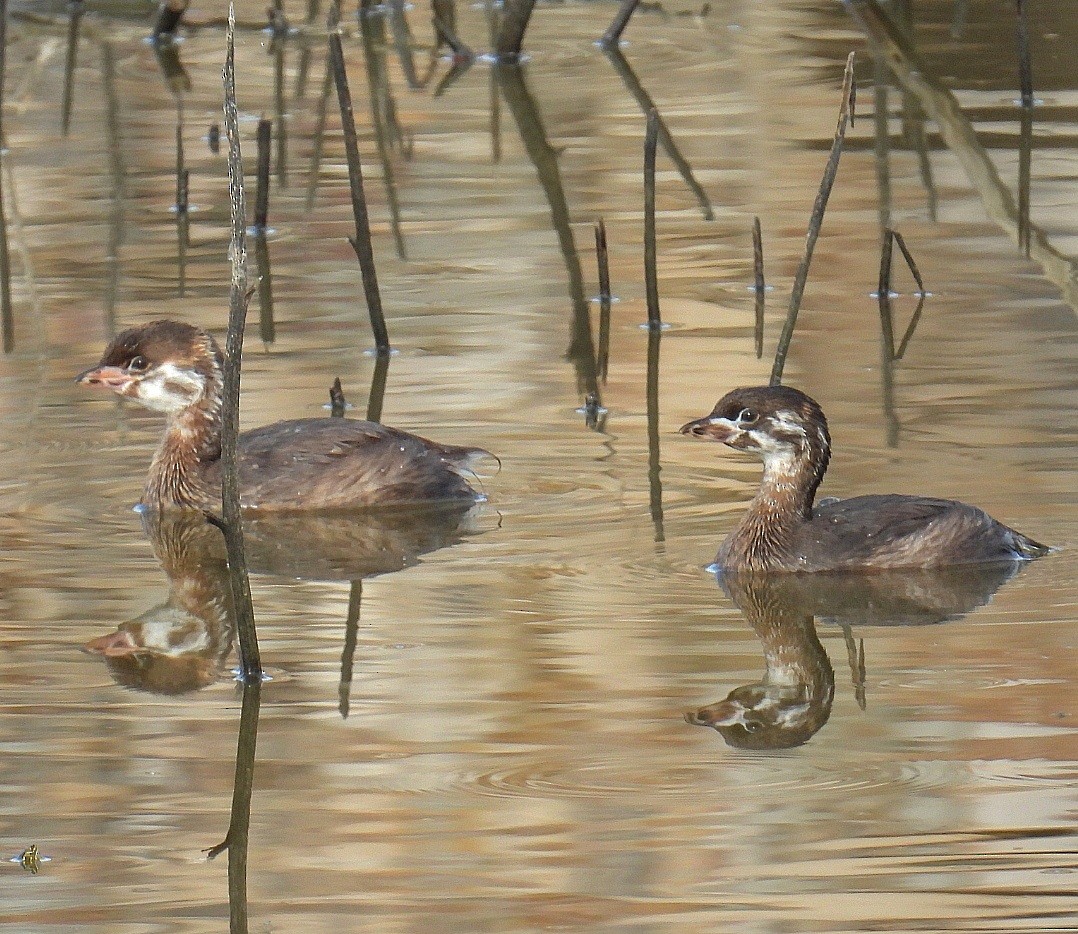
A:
1 0 1075 930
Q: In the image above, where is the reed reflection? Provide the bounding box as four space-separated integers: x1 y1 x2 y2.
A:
688 563 1024 749
83 504 483 695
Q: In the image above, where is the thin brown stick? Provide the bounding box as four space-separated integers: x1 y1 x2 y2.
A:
595 219 611 382
890 229 925 295
253 117 271 230
221 0 261 682
328 10 390 353
598 0 641 49
752 216 764 358
329 377 346 417
1015 0 1033 109
877 227 894 300
643 107 660 329
770 52 855 386
594 218 611 301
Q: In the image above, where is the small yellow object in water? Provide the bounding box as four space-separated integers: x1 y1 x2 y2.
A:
10 844 51 874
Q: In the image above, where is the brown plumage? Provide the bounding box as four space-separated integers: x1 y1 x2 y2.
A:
680 385 1049 572
77 320 492 511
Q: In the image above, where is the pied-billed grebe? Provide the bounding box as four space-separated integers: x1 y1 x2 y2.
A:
76 320 491 511
680 385 1049 572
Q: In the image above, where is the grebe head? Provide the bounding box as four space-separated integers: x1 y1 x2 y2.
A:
680 385 831 481
76 320 222 416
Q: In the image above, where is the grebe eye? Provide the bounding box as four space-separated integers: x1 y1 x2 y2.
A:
737 408 758 425
127 355 149 372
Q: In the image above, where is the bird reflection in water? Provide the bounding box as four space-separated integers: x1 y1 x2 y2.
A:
687 563 1025 750
83 503 483 695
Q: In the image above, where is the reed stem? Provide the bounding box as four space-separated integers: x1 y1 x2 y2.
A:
770 52 856 386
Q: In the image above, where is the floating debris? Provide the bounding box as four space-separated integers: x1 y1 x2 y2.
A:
10 845 51 874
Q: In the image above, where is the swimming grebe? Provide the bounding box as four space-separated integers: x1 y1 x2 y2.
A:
76 320 491 511
680 385 1048 572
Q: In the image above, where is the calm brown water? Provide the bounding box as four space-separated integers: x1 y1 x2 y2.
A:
1 0 1075 930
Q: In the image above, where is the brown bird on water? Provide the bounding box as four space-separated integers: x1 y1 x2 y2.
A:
680 385 1048 572
77 320 491 512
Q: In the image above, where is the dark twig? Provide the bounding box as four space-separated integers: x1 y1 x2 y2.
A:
595 219 612 382
877 226 894 299
890 229 924 295
329 377 347 417
770 52 855 386
253 117 271 231
876 231 899 446
221 2 262 682
1015 0 1033 109
594 218 611 301
366 352 389 423
752 216 764 358
493 0 535 62
598 0 641 49
643 108 661 329
646 326 664 542
328 12 391 353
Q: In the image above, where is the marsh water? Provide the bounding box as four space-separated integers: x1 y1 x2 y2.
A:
1 0 1076 930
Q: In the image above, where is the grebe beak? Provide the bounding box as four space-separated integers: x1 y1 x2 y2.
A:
685 699 742 728
679 414 737 443
75 365 135 392
82 630 140 657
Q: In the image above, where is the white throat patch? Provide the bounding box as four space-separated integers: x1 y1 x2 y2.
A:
135 363 207 414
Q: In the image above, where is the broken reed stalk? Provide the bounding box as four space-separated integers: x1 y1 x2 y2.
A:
153 0 188 40
1015 0 1033 109
890 229 924 295
594 218 611 300
253 117 271 230
770 51 856 387
328 12 391 354
366 351 389 423
598 0 641 49
752 216 764 358
329 377 346 417
878 227 895 299
595 219 612 381
646 326 665 542
221 1 261 682
643 107 661 329
493 0 536 62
